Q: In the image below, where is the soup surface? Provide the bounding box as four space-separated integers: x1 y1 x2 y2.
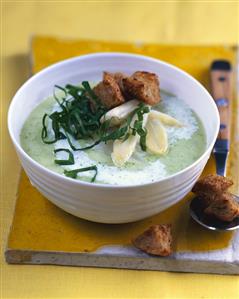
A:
21 90 206 185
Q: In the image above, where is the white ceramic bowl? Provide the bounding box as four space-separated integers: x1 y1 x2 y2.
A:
8 53 219 223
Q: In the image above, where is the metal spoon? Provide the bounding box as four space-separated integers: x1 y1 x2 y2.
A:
189 60 239 231
190 194 239 231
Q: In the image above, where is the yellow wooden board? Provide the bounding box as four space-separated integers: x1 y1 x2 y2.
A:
6 37 239 264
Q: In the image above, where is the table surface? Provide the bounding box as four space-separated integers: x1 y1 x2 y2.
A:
1 2 239 299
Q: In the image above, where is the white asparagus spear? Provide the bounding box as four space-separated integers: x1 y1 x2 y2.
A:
100 99 140 126
145 118 168 155
149 110 183 127
111 111 149 167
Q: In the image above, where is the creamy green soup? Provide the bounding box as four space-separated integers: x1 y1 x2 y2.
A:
21 91 206 185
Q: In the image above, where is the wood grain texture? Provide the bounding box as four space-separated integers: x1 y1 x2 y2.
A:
211 68 233 140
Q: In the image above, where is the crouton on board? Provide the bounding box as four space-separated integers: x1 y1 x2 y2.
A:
93 72 125 109
123 71 160 106
132 224 172 256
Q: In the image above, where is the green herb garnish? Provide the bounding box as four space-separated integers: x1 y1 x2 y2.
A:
54 148 75 165
41 82 149 150
64 165 98 182
132 104 149 151
64 131 101 151
41 82 150 183
41 83 106 146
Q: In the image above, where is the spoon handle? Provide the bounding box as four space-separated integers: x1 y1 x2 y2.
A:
210 60 233 144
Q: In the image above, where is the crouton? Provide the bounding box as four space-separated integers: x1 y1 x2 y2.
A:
192 174 233 196
192 174 238 222
204 192 239 222
194 193 218 209
132 224 172 256
93 72 125 109
112 72 130 99
123 71 160 105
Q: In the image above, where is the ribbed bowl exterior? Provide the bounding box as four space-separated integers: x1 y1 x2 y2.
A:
17 150 211 223
8 53 219 223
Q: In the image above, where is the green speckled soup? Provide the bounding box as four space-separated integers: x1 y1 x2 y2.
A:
21 91 206 185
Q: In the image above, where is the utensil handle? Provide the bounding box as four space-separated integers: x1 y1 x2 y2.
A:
210 60 232 142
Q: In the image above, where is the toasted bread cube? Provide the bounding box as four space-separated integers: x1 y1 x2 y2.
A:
93 72 125 109
192 174 233 196
123 71 160 105
132 224 172 256
195 193 218 209
204 192 239 222
112 72 129 97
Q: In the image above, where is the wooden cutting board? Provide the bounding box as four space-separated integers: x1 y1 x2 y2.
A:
5 37 239 274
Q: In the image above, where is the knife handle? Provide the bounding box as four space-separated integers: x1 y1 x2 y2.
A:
210 60 232 143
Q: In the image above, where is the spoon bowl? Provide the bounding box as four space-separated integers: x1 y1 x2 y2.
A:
190 195 239 231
